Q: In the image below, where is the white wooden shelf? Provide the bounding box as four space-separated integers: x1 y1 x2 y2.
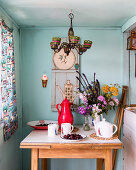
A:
123 107 136 170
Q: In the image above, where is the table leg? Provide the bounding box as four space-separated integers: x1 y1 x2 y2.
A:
97 159 103 170
105 150 112 170
31 148 38 170
42 158 47 170
112 149 117 170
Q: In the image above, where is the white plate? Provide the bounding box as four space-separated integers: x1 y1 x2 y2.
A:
60 134 87 141
27 120 57 130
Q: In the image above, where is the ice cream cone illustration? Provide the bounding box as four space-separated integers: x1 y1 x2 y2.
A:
41 74 48 87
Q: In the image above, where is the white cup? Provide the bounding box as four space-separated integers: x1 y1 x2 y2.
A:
48 124 59 137
61 123 74 136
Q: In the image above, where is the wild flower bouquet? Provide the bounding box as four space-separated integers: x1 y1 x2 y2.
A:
76 71 120 118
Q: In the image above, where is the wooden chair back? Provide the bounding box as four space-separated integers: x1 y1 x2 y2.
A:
112 85 128 170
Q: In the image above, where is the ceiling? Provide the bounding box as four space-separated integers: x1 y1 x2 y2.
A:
0 0 136 27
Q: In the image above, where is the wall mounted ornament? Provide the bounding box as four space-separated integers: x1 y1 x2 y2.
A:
127 31 136 77
127 31 136 50
57 80 78 103
53 49 76 70
41 74 48 87
51 38 79 111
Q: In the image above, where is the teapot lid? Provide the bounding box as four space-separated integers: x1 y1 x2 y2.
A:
61 98 71 104
98 118 113 127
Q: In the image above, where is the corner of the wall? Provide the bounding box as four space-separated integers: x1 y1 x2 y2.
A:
122 16 136 33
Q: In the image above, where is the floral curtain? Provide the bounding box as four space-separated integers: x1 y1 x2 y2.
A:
0 20 18 141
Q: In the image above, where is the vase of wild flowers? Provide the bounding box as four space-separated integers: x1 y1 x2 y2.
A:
76 71 120 130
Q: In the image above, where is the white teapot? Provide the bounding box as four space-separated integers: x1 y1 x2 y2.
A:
94 118 117 138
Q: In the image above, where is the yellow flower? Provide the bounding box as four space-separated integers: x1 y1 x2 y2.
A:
102 85 110 93
110 86 119 96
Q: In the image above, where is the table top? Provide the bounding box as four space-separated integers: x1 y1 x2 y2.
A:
20 127 122 150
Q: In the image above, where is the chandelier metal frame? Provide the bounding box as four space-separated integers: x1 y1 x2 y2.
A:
50 12 92 56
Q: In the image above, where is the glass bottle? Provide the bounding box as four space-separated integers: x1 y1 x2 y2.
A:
83 114 90 131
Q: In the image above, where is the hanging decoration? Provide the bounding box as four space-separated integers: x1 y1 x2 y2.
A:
50 12 92 56
127 31 136 78
0 20 18 141
41 74 48 87
127 31 136 50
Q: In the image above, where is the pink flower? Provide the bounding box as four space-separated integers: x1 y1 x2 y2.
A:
92 104 102 113
103 100 107 105
109 101 114 106
79 93 88 104
98 96 105 102
79 93 84 100
113 97 119 106
83 91 87 96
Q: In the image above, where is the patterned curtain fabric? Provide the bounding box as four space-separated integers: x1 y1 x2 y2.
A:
0 20 18 141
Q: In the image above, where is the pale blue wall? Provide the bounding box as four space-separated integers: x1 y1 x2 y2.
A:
0 8 22 170
21 27 123 170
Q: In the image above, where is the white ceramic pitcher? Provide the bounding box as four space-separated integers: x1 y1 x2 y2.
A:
94 118 117 138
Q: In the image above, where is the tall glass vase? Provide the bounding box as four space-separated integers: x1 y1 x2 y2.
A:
83 115 90 131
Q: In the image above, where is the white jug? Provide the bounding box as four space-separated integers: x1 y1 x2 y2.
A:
94 118 117 138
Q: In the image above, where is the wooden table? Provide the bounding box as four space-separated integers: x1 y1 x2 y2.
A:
20 127 122 170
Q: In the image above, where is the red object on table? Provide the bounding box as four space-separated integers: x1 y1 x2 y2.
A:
32 126 48 130
56 98 73 127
